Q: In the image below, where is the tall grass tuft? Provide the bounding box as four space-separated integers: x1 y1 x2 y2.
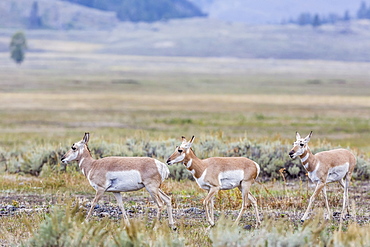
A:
21 200 185 247
210 212 370 247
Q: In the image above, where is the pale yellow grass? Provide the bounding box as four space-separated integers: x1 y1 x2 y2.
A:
0 93 368 112
30 39 102 53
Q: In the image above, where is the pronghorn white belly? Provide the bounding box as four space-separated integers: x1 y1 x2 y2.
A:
326 162 349 183
105 170 145 192
219 170 244 190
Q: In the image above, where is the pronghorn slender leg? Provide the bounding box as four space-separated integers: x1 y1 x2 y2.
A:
203 187 219 226
113 192 130 226
344 179 351 215
339 178 350 218
248 192 260 226
322 185 331 220
145 185 165 221
234 181 252 226
301 182 326 222
86 189 105 220
158 189 175 226
210 197 215 224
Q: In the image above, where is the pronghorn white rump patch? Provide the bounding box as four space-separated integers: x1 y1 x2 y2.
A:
326 162 349 183
155 159 170 181
254 162 260 177
219 170 244 190
105 170 144 192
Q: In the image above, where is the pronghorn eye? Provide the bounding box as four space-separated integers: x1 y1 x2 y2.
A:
300 143 304 147
178 149 183 153
71 145 77 151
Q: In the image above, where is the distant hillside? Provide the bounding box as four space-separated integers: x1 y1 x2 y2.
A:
0 0 119 30
2 18 370 62
97 18 370 62
62 0 206 22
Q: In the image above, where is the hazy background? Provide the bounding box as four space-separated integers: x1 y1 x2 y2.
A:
0 0 369 153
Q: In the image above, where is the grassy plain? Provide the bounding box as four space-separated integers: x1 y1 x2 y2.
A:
0 51 369 154
0 29 369 246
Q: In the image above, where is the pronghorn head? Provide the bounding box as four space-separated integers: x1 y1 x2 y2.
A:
289 131 312 159
61 132 90 163
166 136 194 165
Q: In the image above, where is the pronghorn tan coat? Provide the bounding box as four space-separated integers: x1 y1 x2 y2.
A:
289 131 356 221
61 133 174 226
167 136 261 227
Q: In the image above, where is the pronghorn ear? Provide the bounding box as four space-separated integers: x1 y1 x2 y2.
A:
82 132 90 144
189 136 195 144
296 132 301 140
185 136 195 153
304 131 312 142
185 136 195 148
181 136 187 144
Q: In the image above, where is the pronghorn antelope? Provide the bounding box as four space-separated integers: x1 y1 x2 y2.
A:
61 133 174 226
288 131 356 222
166 136 261 227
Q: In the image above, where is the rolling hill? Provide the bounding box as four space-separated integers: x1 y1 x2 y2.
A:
1 18 370 62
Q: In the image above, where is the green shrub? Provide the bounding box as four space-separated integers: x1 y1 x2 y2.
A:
353 155 370 180
0 136 368 181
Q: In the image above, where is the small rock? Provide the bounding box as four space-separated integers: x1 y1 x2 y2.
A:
6 205 16 211
99 212 110 218
333 212 341 217
243 225 252 230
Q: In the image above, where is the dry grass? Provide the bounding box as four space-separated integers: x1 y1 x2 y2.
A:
0 172 369 246
0 91 368 154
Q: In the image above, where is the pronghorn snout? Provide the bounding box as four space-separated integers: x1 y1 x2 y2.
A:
166 158 172 165
61 156 67 163
289 150 295 159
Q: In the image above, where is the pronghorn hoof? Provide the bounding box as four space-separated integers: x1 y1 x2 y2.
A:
206 223 215 230
333 211 341 217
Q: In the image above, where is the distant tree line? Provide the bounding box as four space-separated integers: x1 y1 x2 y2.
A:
62 0 206 22
283 1 370 27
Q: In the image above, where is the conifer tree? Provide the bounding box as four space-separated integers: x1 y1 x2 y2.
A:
357 1 368 19
28 1 42 29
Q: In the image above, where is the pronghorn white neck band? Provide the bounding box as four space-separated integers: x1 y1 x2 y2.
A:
186 159 193 169
78 157 85 168
301 152 309 163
